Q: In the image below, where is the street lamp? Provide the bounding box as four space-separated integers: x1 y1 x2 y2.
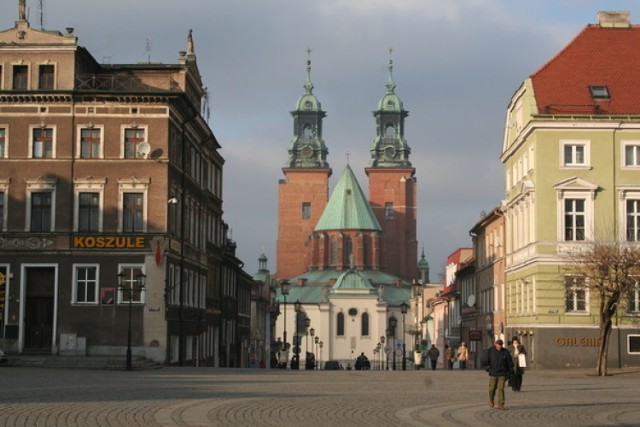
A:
304 316 311 369
294 300 302 370
401 302 409 371
319 341 323 370
310 327 315 369
380 335 387 370
280 280 290 349
389 317 398 371
314 336 319 370
117 270 146 371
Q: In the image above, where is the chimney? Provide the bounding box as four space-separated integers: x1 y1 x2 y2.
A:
597 11 631 28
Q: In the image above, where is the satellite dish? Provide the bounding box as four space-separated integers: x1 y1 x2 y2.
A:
467 294 476 307
137 142 151 158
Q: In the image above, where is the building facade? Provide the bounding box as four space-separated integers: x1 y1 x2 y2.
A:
0 8 248 366
501 11 640 368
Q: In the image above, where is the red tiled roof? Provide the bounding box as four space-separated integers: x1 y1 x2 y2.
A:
531 24 640 115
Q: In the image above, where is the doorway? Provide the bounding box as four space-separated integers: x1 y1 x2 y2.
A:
23 267 55 352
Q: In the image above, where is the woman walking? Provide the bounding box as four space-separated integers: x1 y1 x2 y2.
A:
457 342 469 370
509 336 527 391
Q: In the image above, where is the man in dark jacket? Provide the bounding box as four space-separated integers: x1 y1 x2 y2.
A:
481 339 513 410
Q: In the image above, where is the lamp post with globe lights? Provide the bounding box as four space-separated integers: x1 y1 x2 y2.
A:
400 302 409 371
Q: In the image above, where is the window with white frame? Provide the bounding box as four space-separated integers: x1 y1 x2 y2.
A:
80 127 102 159
626 199 640 242
73 178 105 232
118 178 149 233
564 198 586 241
0 127 6 158
302 202 311 219
561 140 589 167
624 142 640 167
73 264 99 304
117 265 145 304
565 276 588 313
25 179 56 232
628 280 640 314
38 64 55 90
123 127 146 159
32 127 54 158
13 65 28 90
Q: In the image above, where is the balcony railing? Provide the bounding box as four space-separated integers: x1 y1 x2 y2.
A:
75 74 180 93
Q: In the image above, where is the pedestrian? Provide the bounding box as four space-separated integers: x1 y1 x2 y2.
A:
355 352 368 370
457 342 469 370
445 345 455 369
427 344 440 370
481 339 513 410
509 336 527 391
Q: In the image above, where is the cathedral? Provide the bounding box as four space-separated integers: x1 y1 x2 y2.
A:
272 56 426 369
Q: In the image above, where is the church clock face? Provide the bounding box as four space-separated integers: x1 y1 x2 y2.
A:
301 145 313 158
384 145 396 159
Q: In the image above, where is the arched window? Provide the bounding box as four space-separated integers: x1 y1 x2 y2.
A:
330 235 338 265
362 236 369 266
361 312 369 336
337 312 345 336
385 124 395 138
344 236 353 267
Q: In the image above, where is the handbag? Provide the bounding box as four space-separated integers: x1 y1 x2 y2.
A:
518 353 527 368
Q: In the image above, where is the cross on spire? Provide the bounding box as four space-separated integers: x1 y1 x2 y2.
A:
346 150 351 164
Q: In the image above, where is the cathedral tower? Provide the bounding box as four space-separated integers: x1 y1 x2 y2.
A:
276 54 332 279
365 57 417 281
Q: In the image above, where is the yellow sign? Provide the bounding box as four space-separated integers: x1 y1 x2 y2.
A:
73 236 146 249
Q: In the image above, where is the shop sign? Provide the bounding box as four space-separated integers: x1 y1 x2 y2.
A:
555 337 601 347
468 330 483 341
72 236 146 249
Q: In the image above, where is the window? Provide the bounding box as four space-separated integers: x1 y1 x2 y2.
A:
563 144 586 166
590 85 610 99
80 128 101 158
628 281 640 314
38 64 54 90
337 312 345 336
78 192 100 232
73 265 98 304
124 128 146 159
361 312 369 336
123 192 144 232
302 202 311 219
385 202 394 220
31 192 52 232
32 128 53 158
0 191 4 231
117 265 145 304
624 142 640 167
0 128 5 157
627 200 640 241
564 199 585 241
13 65 28 90
565 276 588 313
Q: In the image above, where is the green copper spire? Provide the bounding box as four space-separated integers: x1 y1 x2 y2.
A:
286 49 329 168
315 164 381 231
369 49 411 168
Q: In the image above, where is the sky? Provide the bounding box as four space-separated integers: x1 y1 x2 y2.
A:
3 0 640 280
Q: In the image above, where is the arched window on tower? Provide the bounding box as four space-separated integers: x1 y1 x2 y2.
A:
361 312 369 336
337 312 345 336
303 124 313 140
362 236 369 267
384 124 395 143
330 235 338 265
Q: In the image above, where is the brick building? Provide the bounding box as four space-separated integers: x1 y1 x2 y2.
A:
0 5 249 366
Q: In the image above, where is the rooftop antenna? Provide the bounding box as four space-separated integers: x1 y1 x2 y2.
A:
145 38 152 63
38 0 45 30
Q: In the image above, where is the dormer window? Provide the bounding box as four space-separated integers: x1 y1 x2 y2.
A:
589 85 610 99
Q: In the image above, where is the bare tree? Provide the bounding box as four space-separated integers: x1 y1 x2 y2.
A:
568 242 640 376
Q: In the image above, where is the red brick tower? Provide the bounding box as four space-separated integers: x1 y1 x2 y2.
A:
365 57 417 281
276 56 331 279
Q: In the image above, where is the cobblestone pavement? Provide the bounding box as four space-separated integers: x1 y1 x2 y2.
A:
1 366 639 426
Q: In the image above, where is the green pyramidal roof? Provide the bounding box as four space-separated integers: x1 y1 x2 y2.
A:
315 164 382 231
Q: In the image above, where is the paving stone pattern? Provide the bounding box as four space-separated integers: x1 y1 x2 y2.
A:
0 366 638 426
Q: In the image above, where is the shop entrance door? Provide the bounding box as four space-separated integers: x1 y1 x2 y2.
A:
23 267 55 351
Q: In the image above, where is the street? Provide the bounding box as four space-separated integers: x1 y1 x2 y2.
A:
0 366 639 426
